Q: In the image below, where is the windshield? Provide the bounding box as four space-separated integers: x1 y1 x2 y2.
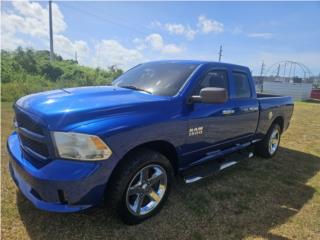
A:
112 62 199 96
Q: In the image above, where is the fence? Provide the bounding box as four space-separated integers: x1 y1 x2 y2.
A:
256 82 313 100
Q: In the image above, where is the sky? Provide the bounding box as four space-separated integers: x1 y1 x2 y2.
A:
1 0 320 75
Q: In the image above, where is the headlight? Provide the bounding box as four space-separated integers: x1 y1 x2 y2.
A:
53 132 112 161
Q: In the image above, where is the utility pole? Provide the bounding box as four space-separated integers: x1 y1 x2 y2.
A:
276 64 280 76
75 51 78 62
283 62 287 82
288 62 293 82
49 1 54 62
218 45 223 62
260 61 265 76
259 60 265 93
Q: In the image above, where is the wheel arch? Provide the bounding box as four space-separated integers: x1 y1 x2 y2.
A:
105 140 179 196
272 116 284 133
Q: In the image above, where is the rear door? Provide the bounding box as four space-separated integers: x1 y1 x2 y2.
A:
228 70 259 139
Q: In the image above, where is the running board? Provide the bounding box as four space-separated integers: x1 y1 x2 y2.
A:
219 161 237 170
182 150 254 184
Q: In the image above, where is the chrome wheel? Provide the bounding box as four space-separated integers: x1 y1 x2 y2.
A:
126 164 167 216
268 128 280 155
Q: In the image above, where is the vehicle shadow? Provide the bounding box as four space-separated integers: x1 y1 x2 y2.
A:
17 147 320 240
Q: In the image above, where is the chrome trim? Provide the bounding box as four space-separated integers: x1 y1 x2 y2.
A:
268 128 280 155
222 109 235 115
182 137 253 157
219 161 237 170
185 176 203 184
249 106 259 111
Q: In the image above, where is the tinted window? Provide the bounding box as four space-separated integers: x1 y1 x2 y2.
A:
194 70 228 95
113 62 199 96
233 72 251 98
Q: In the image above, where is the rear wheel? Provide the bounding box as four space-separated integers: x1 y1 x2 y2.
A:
256 123 281 158
107 149 173 224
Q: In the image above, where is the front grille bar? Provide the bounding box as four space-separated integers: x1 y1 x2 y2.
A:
17 127 45 142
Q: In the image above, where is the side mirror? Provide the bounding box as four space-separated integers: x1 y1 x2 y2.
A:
190 87 228 104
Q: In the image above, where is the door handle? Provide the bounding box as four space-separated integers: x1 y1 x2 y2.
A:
241 107 259 112
248 107 258 111
222 109 235 115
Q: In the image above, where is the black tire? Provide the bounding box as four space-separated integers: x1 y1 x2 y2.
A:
106 149 173 225
256 123 281 158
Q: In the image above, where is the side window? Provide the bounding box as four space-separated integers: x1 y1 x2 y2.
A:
232 72 251 98
194 70 228 95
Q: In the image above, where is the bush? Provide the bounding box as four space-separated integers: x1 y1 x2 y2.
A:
1 48 123 101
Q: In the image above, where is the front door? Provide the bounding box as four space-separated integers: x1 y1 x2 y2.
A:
181 69 238 164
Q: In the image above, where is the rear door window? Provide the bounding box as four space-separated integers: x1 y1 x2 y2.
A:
232 72 251 98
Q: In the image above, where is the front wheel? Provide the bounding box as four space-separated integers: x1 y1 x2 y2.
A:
126 164 168 217
256 123 281 158
107 149 173 224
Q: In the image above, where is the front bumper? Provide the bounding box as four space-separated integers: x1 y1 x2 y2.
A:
7 132 116 212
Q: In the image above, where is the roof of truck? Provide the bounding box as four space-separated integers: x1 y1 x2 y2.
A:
147 60 250 71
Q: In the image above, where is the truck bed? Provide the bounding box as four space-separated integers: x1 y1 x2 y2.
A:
256 93 294 136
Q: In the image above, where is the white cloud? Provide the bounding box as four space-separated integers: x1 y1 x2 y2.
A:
134 33 184 54
162 44 184 54
231 26 243 35
163 23 197 40
146 34 164 50
8 1 66 39
93 40 143 70
197 15 224 34
54 35 89 62
1 1 184 69
1 13 30 49
1 0 88 63
150 21 162 28
247 32 273 39
151 16 225 39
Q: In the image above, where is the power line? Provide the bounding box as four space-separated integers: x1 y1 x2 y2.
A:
58 2 150 37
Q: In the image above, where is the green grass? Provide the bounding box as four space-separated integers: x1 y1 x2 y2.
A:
1 102 320 240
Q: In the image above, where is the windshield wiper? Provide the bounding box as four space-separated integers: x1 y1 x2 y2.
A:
119 85 152 94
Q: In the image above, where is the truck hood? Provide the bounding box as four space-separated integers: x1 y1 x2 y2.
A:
16 86 170 130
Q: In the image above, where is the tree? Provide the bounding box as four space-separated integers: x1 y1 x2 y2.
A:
1 47 123 101
40 63 64 81
13 47 38 74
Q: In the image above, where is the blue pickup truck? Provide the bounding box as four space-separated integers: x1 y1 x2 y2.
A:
7 60 294 224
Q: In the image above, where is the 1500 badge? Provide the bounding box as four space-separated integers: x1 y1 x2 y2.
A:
189 127 204 136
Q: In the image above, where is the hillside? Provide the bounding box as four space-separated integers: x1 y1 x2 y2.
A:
1 48 123 102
